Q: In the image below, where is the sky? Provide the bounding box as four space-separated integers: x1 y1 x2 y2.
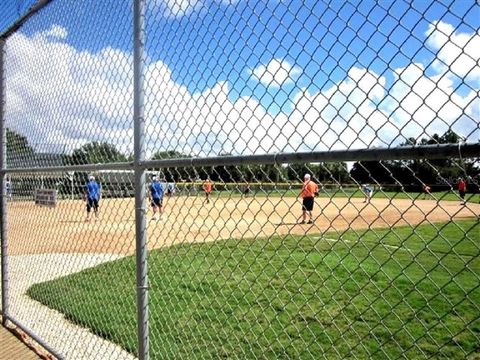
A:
1 0 479 159
0 0 36 34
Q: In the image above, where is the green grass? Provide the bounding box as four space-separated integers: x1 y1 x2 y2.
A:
28 220 480 359
211 188 480 203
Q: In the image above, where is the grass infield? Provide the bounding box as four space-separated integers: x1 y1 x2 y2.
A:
27 220 479 359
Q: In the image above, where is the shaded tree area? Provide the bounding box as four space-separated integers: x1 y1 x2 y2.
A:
151 150 190 182
8 127 474 196
60 142 130 197
350 161 392 185
6 128 35 155
145 150 350 184
6 129 68 198
287 162 350 184
150 152 291 184
59 129 476 192
350 130 480 192
6 128 35 166
151 150 186 160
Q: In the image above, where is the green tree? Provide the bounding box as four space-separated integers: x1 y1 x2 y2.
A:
6 128 35 154
286 162 349 184
6 128 35 166
350 130 477 191
249 164 286 183
67 142 127 165
151 150 186 160
286 163 319 181
150 150 192 182
440 129 461 144
350 161 392 184
320 162 350 183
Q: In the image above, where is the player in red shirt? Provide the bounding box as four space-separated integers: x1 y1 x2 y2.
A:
458 178 467 205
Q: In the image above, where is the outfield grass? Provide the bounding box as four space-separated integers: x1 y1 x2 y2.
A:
28 220 479 359
211 188 480 203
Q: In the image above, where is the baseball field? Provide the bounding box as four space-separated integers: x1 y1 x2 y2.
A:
7 194 480 255
5 194 479 358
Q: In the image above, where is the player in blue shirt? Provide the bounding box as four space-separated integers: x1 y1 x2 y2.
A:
362 184 374 203
85 175 101 221
5 180 12 200
150 176 164 221
166 182 175 198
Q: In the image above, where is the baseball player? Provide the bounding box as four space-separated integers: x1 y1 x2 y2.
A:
203 179 212 204
362 184 374 203
299 174 318 224
166 182 175 198
5 180 12 200
149 176 164 221
422 184 432 199
458 178 467 205
85 175 101 221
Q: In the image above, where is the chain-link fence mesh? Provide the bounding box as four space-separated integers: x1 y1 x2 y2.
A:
1 0 479 359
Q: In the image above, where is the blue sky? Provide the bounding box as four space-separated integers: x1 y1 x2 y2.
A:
0 0 35 34
1 0 479 156
145 0 478 102
3 0 477 94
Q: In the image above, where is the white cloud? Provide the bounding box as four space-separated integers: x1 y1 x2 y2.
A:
426 20 480 81
143 63 391 156
289 67 390 150
4 21 478 164
381 62 479 141
5 26 134 155
252 59 301 87
44 25 68 39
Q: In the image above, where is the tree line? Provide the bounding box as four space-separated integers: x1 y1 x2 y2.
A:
6 128 479 193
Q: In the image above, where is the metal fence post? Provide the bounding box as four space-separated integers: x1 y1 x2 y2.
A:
0 37 8 326
133 0 148 359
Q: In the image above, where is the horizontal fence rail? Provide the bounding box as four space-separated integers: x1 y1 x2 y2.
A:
0 0 53 39
2 143 479 174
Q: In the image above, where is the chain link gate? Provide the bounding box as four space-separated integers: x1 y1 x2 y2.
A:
1 0 479 359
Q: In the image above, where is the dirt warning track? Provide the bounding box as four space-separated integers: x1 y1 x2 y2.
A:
6 196 479 256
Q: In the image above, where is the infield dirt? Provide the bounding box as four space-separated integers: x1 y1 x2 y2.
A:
6 196 479 256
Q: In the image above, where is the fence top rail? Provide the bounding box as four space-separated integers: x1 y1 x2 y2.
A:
1 161 134 174
0 0 53 40
143 143 479 168
1 143 478 174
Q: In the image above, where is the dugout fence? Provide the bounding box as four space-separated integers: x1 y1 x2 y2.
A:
1 1 479 359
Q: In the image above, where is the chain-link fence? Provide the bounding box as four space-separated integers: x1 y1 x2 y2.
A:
1 0 479 359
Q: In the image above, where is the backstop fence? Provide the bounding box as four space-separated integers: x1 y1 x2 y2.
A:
0 0 479 359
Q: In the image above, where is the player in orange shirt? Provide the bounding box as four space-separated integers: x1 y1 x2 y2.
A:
203 178 213 204
299 174 319 224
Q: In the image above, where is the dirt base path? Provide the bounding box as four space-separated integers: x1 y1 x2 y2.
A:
6 196 479 256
